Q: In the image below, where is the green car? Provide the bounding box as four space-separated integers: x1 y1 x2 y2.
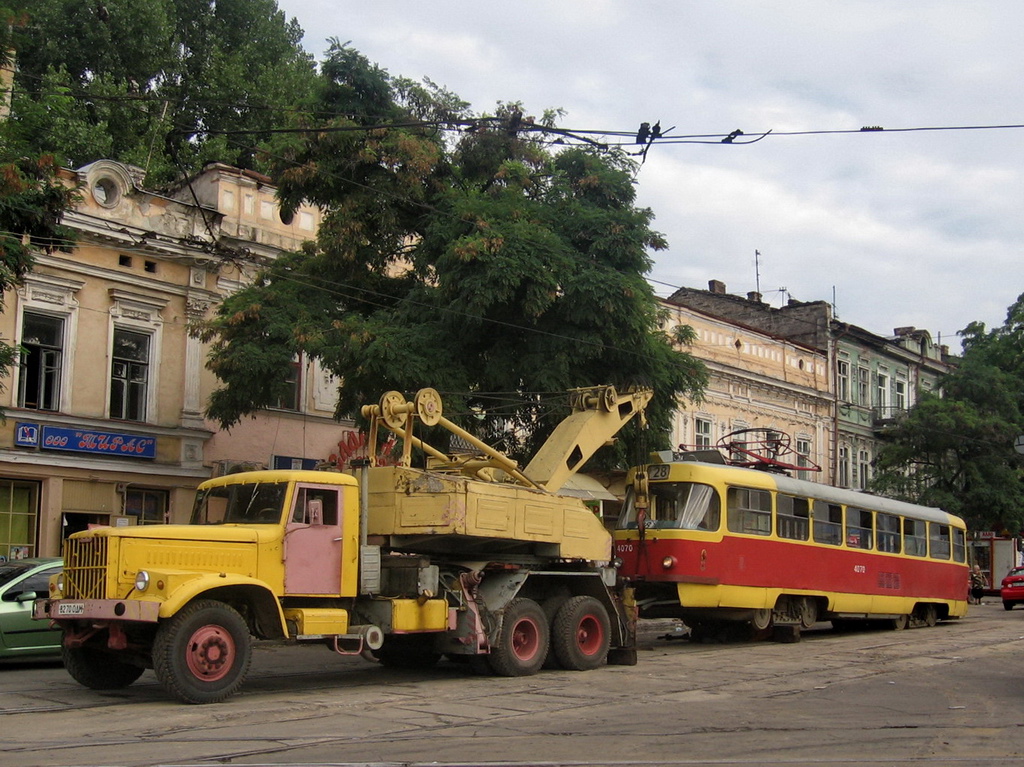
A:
0 558 63 660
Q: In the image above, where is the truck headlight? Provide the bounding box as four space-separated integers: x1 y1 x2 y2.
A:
55 573 65 594
134 571 151 592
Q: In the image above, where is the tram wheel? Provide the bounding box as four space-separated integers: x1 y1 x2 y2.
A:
923 604 938 627
890 614 910 631
799 598 818 629
751 609 773 631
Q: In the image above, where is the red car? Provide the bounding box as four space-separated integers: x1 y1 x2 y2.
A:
1001 567 1024 610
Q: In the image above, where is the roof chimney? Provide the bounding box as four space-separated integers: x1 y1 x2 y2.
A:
747 291 763 303
709 280 726 294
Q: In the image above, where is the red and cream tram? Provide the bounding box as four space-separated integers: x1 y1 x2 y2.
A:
614 452 969 636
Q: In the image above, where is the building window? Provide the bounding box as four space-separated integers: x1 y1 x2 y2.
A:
18 312 63 411
273 356 301 411
795 437 812 481
894 378 907 411
837 359 850 401
124 488 167 525
875 371 890 410
857 367 870 406
110 328 150 421
838 446 850 487
694 417 712 448
0 479 39 560
858 449 871 490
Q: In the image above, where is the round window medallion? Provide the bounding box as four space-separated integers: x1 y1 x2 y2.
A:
92 176 121 207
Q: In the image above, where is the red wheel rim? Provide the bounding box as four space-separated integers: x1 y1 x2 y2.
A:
510 617 541 661
576 614 604 656
185 624 235 682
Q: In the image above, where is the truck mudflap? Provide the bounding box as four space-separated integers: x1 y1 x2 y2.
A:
34 598 161 623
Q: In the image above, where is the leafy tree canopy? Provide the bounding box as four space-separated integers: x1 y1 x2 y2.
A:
0 17 78 395
198 44 706 466
6 0 317 183
872 294 1024 532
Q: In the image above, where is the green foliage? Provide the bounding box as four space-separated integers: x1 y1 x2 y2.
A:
8 0 317 182
0 154 77 401
872 295 1024 532
199 45 706 467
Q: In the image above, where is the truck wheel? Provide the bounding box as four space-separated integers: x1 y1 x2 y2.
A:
488 598 549 677
552 596 611 671
63 646 145 689
152 600 252 704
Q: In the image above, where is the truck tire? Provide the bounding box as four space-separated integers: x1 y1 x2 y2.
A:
488 598 549 677
152 600 252 704
63 645 145 690
551 596 611 671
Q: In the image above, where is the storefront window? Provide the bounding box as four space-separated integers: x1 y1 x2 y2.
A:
0 480 40 561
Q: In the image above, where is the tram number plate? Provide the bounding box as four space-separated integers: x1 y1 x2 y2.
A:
648 464 671 480
57 602 85 616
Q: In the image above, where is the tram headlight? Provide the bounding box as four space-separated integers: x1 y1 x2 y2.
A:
661 555 677 570
134 570 151 592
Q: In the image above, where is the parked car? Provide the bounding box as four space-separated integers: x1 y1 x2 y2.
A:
0 558 62 660
1001 566 1024 610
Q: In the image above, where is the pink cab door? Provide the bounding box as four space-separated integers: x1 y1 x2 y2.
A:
283 484 344 595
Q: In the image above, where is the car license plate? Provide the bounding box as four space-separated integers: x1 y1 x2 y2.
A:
57 602 85 616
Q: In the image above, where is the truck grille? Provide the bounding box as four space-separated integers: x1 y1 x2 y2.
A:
62 537 108 599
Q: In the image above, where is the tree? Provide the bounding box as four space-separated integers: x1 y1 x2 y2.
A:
198 44 706 465
8 0 317 182
871 294 1024 532
0 19 78 397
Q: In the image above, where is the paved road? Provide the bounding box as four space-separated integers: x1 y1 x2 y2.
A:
2 603 1023 767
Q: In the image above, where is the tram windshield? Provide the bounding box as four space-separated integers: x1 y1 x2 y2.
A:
190 482 289 525
618 481 721 531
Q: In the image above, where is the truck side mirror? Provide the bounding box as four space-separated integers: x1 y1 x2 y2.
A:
307 499 323 526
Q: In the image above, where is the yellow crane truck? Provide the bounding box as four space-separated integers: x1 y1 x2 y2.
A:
35 386 651 703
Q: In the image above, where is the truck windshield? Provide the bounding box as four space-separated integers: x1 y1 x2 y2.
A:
617 482 721 531
190 482 289 525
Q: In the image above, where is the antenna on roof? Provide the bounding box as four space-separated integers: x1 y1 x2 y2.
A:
754 249 761 297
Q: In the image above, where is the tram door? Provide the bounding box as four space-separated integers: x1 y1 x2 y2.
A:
283 484 343 595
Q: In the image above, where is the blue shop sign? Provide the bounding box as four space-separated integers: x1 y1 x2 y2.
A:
16 423 156 459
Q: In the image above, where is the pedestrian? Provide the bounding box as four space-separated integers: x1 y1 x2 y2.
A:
970 565 986 604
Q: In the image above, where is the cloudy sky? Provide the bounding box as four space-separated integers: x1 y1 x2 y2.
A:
277 0 1023 349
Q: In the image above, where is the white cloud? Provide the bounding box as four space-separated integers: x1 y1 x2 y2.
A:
280 0 1024 347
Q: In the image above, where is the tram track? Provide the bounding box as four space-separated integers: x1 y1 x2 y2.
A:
3 610 1023 766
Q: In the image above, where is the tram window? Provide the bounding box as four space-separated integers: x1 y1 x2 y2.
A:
877 513 901 553
929 523 951 560
904 518 927 556
952 528 966 563
777 495 810 541
651 482 721 530
616 483 721 531
812 501 842 546
726 487 772 536
846 508 873 549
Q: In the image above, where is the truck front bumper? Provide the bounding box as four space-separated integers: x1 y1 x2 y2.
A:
34 598 161 623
